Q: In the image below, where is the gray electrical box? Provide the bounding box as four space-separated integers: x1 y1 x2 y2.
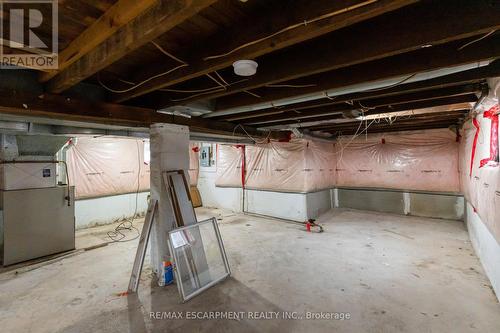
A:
200 146 211 167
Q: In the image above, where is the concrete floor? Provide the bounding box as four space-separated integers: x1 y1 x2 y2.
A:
0 208 499 332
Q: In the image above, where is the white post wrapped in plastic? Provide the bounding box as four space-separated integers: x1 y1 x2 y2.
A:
149 124 190 278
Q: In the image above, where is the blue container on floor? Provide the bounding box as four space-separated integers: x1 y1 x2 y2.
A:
163 261 174 285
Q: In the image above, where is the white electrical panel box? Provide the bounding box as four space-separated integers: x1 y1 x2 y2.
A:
0 162 57 190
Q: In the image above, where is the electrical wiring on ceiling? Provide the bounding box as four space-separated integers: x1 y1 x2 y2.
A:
206 72 226 89
266 83 317 88
324 92 337 101
244 90 262 98
333 107 416 162
457 30 496 51
203 0 378 61
214 70 229 86
169 87 226 102
150 41 187 64
357 100 376 110
98 41 188 94
232 123 272 144
117 76 224 94
168 76 250 102
361 73 417 93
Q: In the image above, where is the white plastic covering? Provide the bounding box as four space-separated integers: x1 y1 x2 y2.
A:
65 137 200 199
216 139 336 192
216 129 459 193
215 144 243 188
66 136 150 199
335 129 460 192
459 108 500 243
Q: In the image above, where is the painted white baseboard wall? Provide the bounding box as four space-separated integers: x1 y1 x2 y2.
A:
465 201 500 302
75 192 149 229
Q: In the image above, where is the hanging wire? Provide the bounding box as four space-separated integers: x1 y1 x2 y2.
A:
244 90 262 98
266 83 317 88
203 0 378 60
98 41 188 94
232 124 272 144
457 30 496 51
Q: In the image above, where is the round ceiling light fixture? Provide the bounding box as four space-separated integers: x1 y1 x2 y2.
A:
233 60 258 76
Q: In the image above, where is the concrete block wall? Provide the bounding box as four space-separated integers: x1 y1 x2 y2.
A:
333 187 464 221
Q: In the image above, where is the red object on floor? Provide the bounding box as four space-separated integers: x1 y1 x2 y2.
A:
306 222 311 232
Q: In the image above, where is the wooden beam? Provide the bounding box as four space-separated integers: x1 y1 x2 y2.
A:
252 95 476 127
0 88 284 139
45 0 217 93
111 0 416 102
39 0 157 82
159 0 500 107
213 35 500 112
221 84 481 122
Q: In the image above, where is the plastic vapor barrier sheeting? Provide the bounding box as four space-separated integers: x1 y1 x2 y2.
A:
459 108 500 242
335 129 460 192
216 129 459 193
65 137 201 199
216 139 336 192
215 145 244 188
66 137 150 199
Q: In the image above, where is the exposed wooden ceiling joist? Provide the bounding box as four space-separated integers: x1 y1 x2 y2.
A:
221 84 481 122
0 88 285 140
330 122 461 136
209 59 500 120
157 0 500 108
110 0 416 103
305 110 469 131
39 0 157 83
45 0 218 93
326 117 465 135
313 110 469 132
212 35 500 112
252 95 477 127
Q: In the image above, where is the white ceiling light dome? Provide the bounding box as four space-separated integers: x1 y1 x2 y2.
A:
233 60 258 76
